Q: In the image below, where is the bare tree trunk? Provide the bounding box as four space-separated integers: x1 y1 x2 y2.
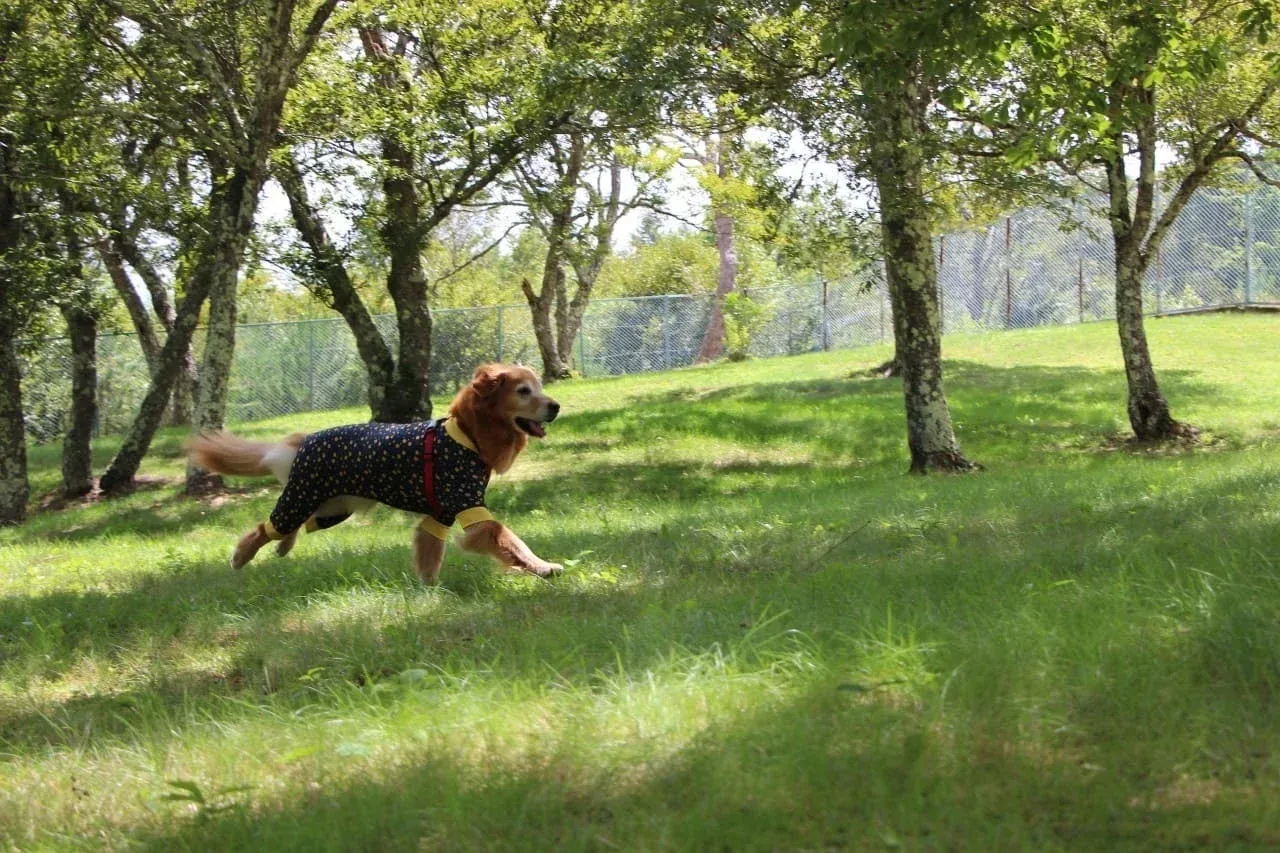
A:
59 304 97 498
100 175 241 494
277 151 396 417
697 132 739 363
866 71 977 474
697 209 738 362
100 241 160 372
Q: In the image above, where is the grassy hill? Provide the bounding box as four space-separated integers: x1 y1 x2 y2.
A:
4 313 1280 850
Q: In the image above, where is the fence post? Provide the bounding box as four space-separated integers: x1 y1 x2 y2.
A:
1004 216 1013 328
307 321 315 411
785 289 794 353
1244 191 1255 305
937 235 946 336
577 320 587 376
1153 182 1163 315
1077 256 1085 324
879 286 887 343
662 294 673 368
1075 198 1085 324
1154 249 1164 316
820 278 830 351
496 305 504 361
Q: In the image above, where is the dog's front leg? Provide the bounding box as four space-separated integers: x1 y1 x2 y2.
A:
458 520 562 578
413 525 447 585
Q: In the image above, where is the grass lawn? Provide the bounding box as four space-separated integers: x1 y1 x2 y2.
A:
4 313 1280 851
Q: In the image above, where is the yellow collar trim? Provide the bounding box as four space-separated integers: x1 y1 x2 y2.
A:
445 417 478 453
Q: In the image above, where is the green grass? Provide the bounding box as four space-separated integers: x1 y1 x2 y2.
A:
4 313 1280 851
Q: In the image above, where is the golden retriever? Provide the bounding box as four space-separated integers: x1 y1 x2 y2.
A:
186 363 562 584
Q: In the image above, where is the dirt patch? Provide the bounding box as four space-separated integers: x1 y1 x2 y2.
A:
35 475 177 513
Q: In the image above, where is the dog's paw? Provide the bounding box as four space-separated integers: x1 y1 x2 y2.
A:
276 534 297 558
531 562 563 579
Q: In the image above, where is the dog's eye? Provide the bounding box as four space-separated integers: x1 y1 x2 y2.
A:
518 386 531 396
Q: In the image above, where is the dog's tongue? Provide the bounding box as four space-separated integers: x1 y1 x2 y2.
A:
518 418 547 438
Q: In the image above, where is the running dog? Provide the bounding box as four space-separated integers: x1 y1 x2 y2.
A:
186 363 562 584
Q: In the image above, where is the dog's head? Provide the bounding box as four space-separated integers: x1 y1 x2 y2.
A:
449 363 560 473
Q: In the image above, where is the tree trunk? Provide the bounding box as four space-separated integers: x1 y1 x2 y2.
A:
378 135 434 422
523 268 567 381
697 132 739 363
114 230 196 426
100 241 160 372
59 304 97 498
187 166 263 492
277 151 397 417
522 132 582 382
1114 256 1183 439
99 255 215 494
99 174 246 494
0 329 27 524
0 129 27 523
560 155 624 374
1103 81 1194 443
865 72 977 474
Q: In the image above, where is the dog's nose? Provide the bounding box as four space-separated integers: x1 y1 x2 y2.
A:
546 401 560 422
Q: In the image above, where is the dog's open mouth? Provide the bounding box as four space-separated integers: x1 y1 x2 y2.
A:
515 417 547 438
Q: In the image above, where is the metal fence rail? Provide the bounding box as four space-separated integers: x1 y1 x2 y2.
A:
20 178 1280 442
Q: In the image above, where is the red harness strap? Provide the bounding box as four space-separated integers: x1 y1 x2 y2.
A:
423 425 442 517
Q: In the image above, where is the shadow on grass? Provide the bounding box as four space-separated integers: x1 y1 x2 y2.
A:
2 358 1268 764
5 457 1279 764
124 657 1280 853
10 359 1237 548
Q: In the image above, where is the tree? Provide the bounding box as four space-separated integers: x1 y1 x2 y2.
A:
279 0 671 415
96 0 339 494
799 0 1017 472
96 131 203 428
1006 0 1280 440
0 0 112 517
515 127 673 380
51 196 103 499
693 125 746 362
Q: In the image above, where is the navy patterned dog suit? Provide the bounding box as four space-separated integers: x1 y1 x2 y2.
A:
263 418 493 541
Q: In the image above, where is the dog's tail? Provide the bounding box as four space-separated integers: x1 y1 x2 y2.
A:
186 431 306 483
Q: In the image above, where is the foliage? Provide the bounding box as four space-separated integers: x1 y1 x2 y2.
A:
721 291 772 360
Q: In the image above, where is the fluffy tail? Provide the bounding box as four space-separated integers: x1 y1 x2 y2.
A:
186 431 306 482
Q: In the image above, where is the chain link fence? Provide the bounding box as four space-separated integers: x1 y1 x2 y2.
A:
20 179 1280 442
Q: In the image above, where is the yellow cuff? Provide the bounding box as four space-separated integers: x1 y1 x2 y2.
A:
263 520 284 541
456 507 494 528
418 515 451 541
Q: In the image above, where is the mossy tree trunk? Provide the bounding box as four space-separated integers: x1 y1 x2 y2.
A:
864 68 977 473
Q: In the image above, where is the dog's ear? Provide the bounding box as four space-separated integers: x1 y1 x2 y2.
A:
471 363 507 399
